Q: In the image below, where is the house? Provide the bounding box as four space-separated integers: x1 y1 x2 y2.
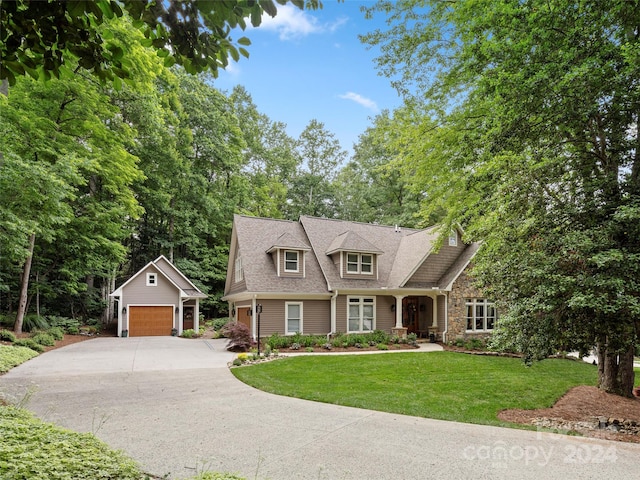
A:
222 215 495 342
110 255 207 337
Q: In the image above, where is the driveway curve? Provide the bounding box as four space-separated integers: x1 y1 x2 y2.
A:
1 337 638 480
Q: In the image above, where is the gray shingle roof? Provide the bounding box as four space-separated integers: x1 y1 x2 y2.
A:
226 214 479 297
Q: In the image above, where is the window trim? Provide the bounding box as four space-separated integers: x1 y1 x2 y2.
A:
146 273 157 286
448 230 458 247
465 298 496 332
234 257 243 282
345 252 374 276
347 296 376 333
284 250 300 273
285 301 303 335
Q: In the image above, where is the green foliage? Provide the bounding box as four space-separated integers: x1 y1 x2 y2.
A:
21 314 49 333
13 338 44 353
0 345 38 373
0 330 16 343
31 332 55 347
376 343 389 350
48 316 81 334
210 318 230 331
47 326 65 341
190 472 247 480
181 329 197 339
0 405 143 479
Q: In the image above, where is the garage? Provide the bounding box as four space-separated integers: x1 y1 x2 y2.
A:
129 306 174 336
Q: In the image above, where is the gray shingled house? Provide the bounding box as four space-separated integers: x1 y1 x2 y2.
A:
223 215 495 342
111 256 207 337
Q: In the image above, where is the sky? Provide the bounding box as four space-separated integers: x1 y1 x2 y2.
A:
211 0 403 156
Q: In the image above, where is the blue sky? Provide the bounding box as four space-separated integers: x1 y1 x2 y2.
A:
212 1 402 156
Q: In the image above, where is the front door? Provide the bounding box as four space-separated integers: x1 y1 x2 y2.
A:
402 297 420 334
237 307 251 332
183 307 194 330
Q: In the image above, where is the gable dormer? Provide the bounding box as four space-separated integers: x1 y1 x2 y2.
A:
265 232 311 278
326 231 383 280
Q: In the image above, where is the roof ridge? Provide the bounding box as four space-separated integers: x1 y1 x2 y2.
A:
300 215 424 232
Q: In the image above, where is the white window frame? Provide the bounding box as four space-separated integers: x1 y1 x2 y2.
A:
465 298 496 332
345 252 374 275
146 273 157 286
347 296 375 333
449 230 458 247
284 250 299 273
234 257 243 282
285 302 303 335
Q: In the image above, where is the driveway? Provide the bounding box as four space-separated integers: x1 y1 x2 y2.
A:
1 337 638 480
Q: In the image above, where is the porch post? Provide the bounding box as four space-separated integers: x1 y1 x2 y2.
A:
394 295 404 328
194 299 200 333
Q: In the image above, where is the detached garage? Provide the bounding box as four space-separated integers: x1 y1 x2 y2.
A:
110 256 207 337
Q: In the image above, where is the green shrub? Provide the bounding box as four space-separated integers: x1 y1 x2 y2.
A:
0 314 14 328
266 333 292 350
48 326 64 341
0 405 142 479
181 329 196 338
32 332 55 346
211 317 230 331
190 472 247 480
0 330 17 343
22 314 49 333
0 345 39 373
376 343 389 350
47 316 81 334
13 338 44 353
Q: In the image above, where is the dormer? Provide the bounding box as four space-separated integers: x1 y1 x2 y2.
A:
326 231 383 279
265 232 311 278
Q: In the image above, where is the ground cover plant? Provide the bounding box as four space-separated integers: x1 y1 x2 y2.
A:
0 345 38 374
231 351 598 427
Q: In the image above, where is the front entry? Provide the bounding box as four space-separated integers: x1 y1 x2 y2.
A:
183 306 195 330
237 307 251 332
402 297 420 334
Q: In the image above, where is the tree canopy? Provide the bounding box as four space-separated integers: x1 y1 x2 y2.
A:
363 0 640 396
0 0 321 86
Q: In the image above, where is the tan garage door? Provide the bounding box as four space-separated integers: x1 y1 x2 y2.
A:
129 306 173 336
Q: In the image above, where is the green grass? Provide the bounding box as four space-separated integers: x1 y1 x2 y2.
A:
232 351 598 427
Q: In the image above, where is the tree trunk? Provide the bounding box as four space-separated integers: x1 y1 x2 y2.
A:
596 342 636 398
14 233 36 334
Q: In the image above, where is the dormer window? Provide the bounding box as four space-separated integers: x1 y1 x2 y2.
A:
284 250 299 272
346 253 373 275
146 273 157 286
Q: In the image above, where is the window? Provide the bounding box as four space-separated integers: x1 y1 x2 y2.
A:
465 299 496 332
345 253 374 275
348 297 375 332
146 273 157 286
284 250 299 272
449 230 458 247
286 302 302 334
234 257 243 282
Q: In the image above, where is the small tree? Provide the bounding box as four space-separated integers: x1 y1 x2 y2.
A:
223 322 252 352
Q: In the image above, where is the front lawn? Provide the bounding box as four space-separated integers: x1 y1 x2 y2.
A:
231 351 598 427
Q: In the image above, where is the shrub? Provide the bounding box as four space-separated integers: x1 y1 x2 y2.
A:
290 342 301 350
376 343 389 350
31 332 55 347
0 345 39 373
48 326 64 341
305 347 314 352
211 317 229 331
0 330 16 343
13 339 44 353
266 333 292 350
22 314 49 333
223 322 252 352
181 329 197 338
47 316 81 334
0 314 15 328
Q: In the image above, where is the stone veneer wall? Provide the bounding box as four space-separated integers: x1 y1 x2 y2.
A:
447 267 491 340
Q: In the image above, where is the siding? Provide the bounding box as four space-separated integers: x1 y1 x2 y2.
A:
437 294 446 333
341 252 378 280
277 249 305 278
123 266 180 306
256 299 330 336
405 243 468 287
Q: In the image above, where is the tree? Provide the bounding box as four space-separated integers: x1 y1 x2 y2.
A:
287 119 347 219
363 0 640 396
335 110 425 226
1 0 321 86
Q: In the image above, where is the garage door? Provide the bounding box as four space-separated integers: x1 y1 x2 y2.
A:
129 306 174 336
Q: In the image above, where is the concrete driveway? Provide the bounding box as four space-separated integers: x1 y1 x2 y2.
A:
1 337 639 480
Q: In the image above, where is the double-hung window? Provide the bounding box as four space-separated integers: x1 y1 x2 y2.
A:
465 299 496 332
348 297 375 332
286 302 302 334
346 253 373 275
284 250 299 272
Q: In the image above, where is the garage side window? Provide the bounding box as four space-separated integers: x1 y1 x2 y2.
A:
285 302 302 335
146 273 157 286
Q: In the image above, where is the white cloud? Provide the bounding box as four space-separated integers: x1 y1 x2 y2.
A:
258 4 322 40
339 92 379 112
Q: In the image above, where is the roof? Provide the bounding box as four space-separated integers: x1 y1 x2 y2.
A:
224 214 480 297
111 255 207 299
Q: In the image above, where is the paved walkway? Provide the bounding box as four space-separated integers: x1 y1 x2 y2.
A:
1 337 638 480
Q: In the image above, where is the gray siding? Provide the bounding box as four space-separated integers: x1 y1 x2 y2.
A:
437 294 446 333
257 299 330 336
376 295 395 332
405 243 468 287
123 266 180 306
